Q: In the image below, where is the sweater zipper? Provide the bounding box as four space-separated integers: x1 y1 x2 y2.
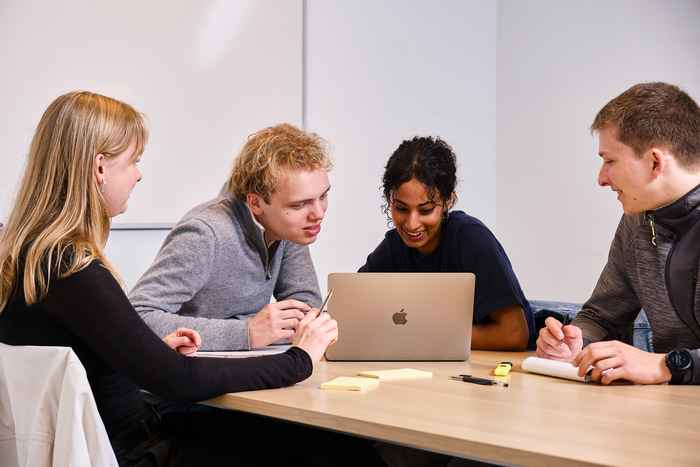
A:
646 213 657 247
264 255 272 280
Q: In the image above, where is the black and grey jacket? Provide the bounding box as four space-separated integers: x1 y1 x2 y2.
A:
574 184 700 384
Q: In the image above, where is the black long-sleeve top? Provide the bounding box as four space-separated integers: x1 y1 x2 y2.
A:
0 260 312 437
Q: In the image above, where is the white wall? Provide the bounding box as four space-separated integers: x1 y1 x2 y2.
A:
9 1 700 303
0 0 302 224
110 0 499 295
105 229 170 292
496 0 700 302
305 0 498 295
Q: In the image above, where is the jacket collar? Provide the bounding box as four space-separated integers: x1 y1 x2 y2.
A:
229 196 271 254
648 183 700 236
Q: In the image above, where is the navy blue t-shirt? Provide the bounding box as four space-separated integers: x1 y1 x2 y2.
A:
359 211 536 349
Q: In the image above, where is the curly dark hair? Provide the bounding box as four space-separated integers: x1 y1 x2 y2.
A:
381 136 457 220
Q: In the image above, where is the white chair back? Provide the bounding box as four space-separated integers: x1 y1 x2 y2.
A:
0 344 117 467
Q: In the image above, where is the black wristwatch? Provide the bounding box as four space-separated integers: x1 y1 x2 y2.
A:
665 349 693 385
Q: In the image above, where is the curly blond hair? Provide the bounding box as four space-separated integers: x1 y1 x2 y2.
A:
226 123 331 202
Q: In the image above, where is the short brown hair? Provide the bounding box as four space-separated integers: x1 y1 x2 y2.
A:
226 123 331 202
591 82 700 168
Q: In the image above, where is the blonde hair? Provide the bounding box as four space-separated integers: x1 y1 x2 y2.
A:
0 91 147 312
226 123 331 202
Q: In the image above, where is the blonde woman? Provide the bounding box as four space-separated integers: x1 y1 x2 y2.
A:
0 92 382 466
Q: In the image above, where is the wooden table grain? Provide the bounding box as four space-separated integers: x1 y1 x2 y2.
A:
204 351 700 466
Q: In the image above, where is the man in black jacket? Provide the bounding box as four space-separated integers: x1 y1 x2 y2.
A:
537 82 700 385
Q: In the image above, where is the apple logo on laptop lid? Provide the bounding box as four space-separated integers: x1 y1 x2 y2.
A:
392 308 407 325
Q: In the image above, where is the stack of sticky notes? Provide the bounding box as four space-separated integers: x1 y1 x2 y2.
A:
320 376 380 392
321 368 433 392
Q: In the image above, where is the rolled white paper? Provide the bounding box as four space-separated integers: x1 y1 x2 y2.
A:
522 356 586 382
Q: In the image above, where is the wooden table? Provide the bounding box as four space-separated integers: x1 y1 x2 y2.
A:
204 351 700 466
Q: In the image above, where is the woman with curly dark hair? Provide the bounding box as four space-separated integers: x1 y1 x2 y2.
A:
360 136 535 350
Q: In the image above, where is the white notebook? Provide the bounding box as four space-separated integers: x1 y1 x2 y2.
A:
193 344 291 359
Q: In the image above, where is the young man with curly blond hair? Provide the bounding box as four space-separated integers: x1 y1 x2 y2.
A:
130 124 331 350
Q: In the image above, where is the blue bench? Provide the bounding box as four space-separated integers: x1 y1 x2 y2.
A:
529 300 653 352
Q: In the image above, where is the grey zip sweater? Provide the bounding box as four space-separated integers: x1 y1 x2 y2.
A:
129 195 322 351
574 184 700 384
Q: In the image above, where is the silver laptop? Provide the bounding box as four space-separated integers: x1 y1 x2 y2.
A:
324 273 474 361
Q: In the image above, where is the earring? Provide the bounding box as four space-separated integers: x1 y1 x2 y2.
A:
100 179 106 193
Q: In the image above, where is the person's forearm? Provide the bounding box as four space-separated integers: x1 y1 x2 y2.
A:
471 323 527 350
572 308 615 344
471 306 529 351
49 262 313 404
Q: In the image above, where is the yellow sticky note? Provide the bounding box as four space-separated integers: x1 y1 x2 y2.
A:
321 376 380 392
357 368 433 381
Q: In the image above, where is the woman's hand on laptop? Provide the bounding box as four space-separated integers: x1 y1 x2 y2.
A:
293 308 338 364
249 300 310 349
163 327 201 356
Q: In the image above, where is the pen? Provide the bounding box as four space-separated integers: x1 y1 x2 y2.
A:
318 288 334 315
451 374 509 387
584 367 613 384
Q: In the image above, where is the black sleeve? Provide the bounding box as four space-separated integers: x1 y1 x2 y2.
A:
459 225 526 323
689 349 700 384
358 236 394 272
44 261 312 402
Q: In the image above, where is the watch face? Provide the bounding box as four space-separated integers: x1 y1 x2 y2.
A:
669 350 692 370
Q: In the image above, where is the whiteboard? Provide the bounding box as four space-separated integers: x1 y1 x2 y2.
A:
0 0 302 224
